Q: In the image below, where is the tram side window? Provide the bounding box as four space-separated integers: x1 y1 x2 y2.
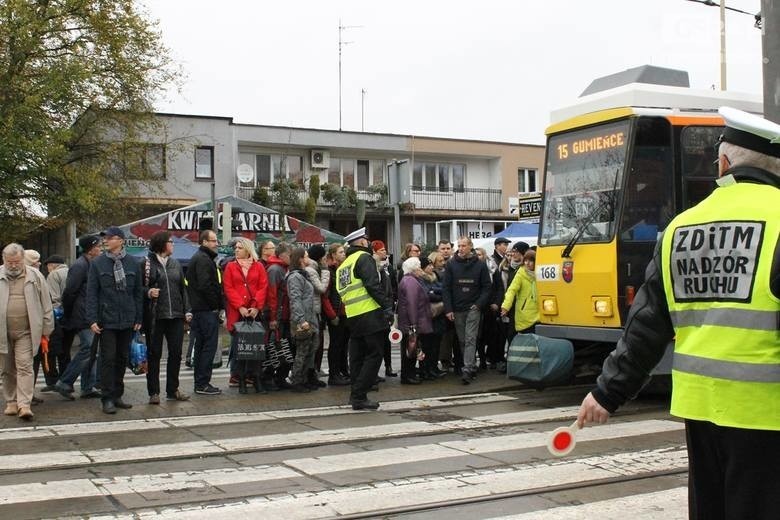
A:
620 117 673 241
681 126 723 209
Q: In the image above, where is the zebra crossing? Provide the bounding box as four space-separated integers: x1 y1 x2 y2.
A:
0 392 688 519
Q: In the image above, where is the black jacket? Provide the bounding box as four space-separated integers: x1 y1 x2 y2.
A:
442 252 492 313
86 252 144 330
343 245 393 337
62 255 91 330
186 246 223 312
143 254 191 328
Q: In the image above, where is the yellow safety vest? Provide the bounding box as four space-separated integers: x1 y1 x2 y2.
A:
661 181 780 431
336 250 380 318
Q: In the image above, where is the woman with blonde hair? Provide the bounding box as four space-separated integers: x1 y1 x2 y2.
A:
500 249 539 337
223 237 268 394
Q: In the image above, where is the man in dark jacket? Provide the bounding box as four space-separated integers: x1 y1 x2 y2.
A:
55 235 103 400
336 228 394 410
86 227 143 414
442 236 491 384
186 229 223 395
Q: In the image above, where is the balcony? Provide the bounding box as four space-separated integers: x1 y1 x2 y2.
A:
235 184 387 211
409 186 502 212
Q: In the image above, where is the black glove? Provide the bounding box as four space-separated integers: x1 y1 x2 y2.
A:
384 310 394 326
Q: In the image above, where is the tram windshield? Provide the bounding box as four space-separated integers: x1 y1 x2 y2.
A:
540 120 631 246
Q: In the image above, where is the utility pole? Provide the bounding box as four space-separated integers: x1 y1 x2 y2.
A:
361 88 366 132
761 0 780 123
338 20 362 131
720 0 727 90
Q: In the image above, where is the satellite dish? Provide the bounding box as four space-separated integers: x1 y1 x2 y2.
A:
237 164 254 183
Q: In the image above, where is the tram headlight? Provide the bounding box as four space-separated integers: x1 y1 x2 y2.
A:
541 296 557 315
592 297 613 317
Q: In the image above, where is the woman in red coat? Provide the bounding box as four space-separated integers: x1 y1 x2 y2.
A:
223 237 268 394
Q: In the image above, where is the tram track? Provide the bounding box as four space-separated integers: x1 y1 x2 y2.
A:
332 466 689 519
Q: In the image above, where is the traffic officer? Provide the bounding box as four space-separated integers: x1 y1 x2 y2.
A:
336 227 394 410
577 106 780 520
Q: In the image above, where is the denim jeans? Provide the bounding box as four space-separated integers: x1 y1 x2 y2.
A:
57 328 97 392
454 307 481 374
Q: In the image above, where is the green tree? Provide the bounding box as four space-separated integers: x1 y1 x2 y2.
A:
0 0 178 241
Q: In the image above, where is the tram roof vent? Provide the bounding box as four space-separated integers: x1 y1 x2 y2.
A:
581 65 690 97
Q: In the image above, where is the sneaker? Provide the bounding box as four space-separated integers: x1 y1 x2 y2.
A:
228 375 240 388
40 385 56 393
54 382 76 401
18 407 34 420
195 384 222 395
148 394 160 405
102 400 117 414
114 399 133 409
166 390 190 401
80 389 102 399
4 403 18 416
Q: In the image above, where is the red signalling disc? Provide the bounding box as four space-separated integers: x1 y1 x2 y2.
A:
388 328 402 344
547 421 579 457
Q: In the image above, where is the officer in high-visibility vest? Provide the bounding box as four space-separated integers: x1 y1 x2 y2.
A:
577 107 780 520
336 227 394 410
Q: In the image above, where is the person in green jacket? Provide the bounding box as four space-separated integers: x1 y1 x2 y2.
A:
500 249 538 336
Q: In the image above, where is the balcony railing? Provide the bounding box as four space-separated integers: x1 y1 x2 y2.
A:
409 186 502 211
235 185 386 209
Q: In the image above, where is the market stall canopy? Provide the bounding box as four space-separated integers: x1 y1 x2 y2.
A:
80 196 345 265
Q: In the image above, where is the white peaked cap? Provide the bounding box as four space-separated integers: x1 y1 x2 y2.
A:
344 227 368 243
719 107 780 158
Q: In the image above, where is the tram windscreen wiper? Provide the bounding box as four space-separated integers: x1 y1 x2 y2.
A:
561 192 616 259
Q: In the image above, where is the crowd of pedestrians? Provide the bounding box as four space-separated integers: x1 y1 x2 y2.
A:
1 222 537 418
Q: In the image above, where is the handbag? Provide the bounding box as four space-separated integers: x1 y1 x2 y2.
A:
405 326 418 359
129 332 148 375
430 301 444 318
292 322 315 341
234 319 267 361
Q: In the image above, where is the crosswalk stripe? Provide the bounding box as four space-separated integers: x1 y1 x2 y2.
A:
278 419 683 475
112 447 689 519
489 486 688 519
0 465 302 506
0 406 672 473
0 393 515 441
0 418 685 508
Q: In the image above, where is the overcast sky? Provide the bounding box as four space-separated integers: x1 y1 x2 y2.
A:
143 0 764 145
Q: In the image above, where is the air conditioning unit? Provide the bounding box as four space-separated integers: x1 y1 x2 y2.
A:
311 149 330 169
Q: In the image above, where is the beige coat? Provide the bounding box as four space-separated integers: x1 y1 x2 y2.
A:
0 266 55 355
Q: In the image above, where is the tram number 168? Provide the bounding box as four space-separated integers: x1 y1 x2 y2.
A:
537 264 560 281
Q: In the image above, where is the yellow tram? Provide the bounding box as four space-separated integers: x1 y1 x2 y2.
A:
534 81 762 377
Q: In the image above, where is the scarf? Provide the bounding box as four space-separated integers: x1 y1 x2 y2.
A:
155 253 168 267
106 249 127 292
236 257 253 276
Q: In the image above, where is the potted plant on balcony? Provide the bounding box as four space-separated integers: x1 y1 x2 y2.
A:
321 183 357 212
365 183 388 208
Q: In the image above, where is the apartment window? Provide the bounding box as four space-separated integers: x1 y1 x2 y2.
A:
413 162 466 191
254 154 303 186
328 158 341 185
518 167 538 193
328 158 386 189
112 143 166 180
195 146 214 179
357 160 370 190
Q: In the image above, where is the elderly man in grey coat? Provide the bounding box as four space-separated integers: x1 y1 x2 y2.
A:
0 243 55 420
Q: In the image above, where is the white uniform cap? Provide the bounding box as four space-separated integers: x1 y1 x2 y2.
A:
344 227 368 243
719 106 780 158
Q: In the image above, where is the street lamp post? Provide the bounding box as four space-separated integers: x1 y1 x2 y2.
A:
720 0 727 90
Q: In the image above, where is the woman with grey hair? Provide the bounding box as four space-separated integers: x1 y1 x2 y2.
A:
396 256 432 384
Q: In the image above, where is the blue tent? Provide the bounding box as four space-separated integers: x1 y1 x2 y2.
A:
494 223 538 239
